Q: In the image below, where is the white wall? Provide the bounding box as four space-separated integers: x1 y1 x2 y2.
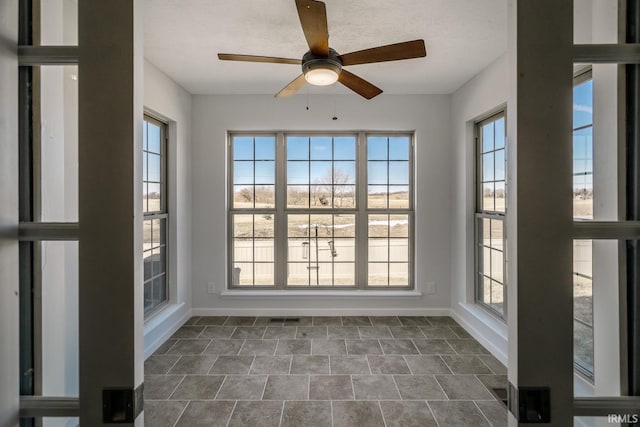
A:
190 94 452 315
142 60 193 355
449 54 509 361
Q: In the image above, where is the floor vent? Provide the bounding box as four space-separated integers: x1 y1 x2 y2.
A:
270 317 300 323
491 387 508 407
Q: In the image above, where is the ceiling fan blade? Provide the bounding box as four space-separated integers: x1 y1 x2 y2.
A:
295 0 329 56
275 74 307 98
218 53 301 65
338 69 382 99
339 39 426 66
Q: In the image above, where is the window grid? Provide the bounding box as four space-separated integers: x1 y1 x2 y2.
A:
228 132 414 289
475 112 507 318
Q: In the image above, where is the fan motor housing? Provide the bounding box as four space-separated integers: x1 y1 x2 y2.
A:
302 48 342 76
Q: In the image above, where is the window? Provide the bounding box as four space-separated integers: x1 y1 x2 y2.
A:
143 116 168 315
229 133 413 289
572 70 593 377
475 112 507 317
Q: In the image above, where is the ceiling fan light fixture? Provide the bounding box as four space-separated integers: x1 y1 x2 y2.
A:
304 67 339 86
302 48 342 86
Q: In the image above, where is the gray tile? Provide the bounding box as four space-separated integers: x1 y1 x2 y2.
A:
476 374 508 391
168 355 217 374
228 400 283 427
216 375 268 400
352 375 401 400
312 316 343 326
309 375 354 400
224 316 257 326
447 339 490 354
203 339 244 355
441 355 493 374
370 316 402 326
358 326 393 339
419 326 458 339
276 339 311 355
153 338 177 355
145 354 180 374
330 355 371 374
263 375 309 400
167 339 211 355
283 316 312 326
428 401 491 427
311 339 347 355
195 316 228 326
290 355 330 374
346 339 383 355
450 325 473 338
404 355 451 374
296 326 328 339
171 325 205 339
144 375 183 399
200 326 237 339
250 356 292 375
281 401 331 427
435 375 494 400
367 355 411 374
478 354 507 374
332 401 385 427
144 400 188 427
231 326 266 340
398 316 432 326
183 316 200 326
426 316 459 326
393 375 447 400
380 401 439 427
171 375 225 400
254 317 280 326
379 339 419 355
327 326 360 339
476 400 508 427
412 339 456 354
209 355 255 374
341 316 372 326
389 326 426 339
175 400 235 427
239 339 277 355
263 327 296 340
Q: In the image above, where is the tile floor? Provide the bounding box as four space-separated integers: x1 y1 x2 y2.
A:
144 316 508 427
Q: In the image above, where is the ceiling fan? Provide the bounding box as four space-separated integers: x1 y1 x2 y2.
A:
218 0 427 100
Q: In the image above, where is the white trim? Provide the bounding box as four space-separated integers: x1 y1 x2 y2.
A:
143 302 189 359
218 290 422 298
192 307 447 317
450 302 508 365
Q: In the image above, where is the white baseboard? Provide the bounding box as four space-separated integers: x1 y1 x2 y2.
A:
143 303 191 359
191 307 451 317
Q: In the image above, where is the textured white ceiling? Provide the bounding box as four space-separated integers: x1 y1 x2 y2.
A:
144 0 506 96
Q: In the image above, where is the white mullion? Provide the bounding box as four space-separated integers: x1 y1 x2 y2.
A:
275 132 287 289
357 132 368 289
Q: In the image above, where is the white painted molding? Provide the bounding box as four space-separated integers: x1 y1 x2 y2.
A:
450 302 508 365
143 303 190 359
191 307 447 317
219 290 423 298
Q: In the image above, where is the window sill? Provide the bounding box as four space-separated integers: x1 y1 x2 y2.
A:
219 290 422 298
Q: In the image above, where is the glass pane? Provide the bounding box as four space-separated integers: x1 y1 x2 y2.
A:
368 186 388 208
310 161 332 184
490 281 504 314
288 238 309 262
368 238 388 262
288 185 309 208
334 185 356 208
254 263 274 286
234 215 254 237
389 263 409 286
482 153 494 182
368 263 388 286
389 186 410 209
147 123 161 154
144 281 152 312
41 241 78 397
334 161 356 184
573 80 593 129
334 239 355 261
233 161 254 184
254 185 275 208
143 219 152 251
40 65 78 222
573 239 593 375
390 215 409 237
310 136 332 160
40 0 78 45
254 214 274 237
481 276 491 306
147 183 161 212
389 136 410 160
143 250 153 280
288 263 309 286
254 239 274 262
41 417 80 427
311 185 332 208
233 263 253 286
482 218 491 241
288 215 309 238
334 215 356 237
490 219 504 251
233 136 253 160
495 117 505 149
389 239 409 262
494 182 506 213
368 215 389 237
234 238 253 262
368 162 388 184
482 122 494 152
152 219 160 247
334 263 355 285
482 184 495 211
483 246 491 276
234 186 254 208
491 249 504 283
152 276 166 307
160 218 167 244
389 162 409 185
367 137 388 160
494 150 505 181
151 247 162 276
254 161 275 185
287 161 309 184
255 136 275 160
287 136 309 160
334 136 356 160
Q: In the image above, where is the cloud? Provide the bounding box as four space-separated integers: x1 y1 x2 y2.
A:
573 104 592 114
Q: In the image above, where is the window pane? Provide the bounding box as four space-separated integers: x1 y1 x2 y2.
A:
234 185 254 208
482 153 494 182
494 150 505 181
334 239 355 261
310 161 332 184
368 162 388 184
368 137 388 160
41 0 78 45
334 215 356 237
573 80 593 129
311 185 332 208
389 263 409 286
334 161 356 184
254 185 274 208
482 122 494 152
147 183 161 213
288 263 309 286
389 136 410 160
482 184 495 211
389 239 409 262
573 239 593 375
389 161 409 185
310 136 332 160
491 249 504 283
233 136 253 160
334 137 356 160
368 186 388 208
368 263 388 286
389 186 409 209
255 239 274 262
255 136 275 160
233 263 253 286
334 185 355 209
254 161 275 185
234 162 254 184
490 281 504 314
495 118 505 149
334 263 355 285
234 238 253 262
490 219 504 251
287 136 309 160
389 215 409 238
288 185 309 208
495 182 506 213
368 215 389 237
287 161 309 184
368 238 388 262
254 263 274 286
